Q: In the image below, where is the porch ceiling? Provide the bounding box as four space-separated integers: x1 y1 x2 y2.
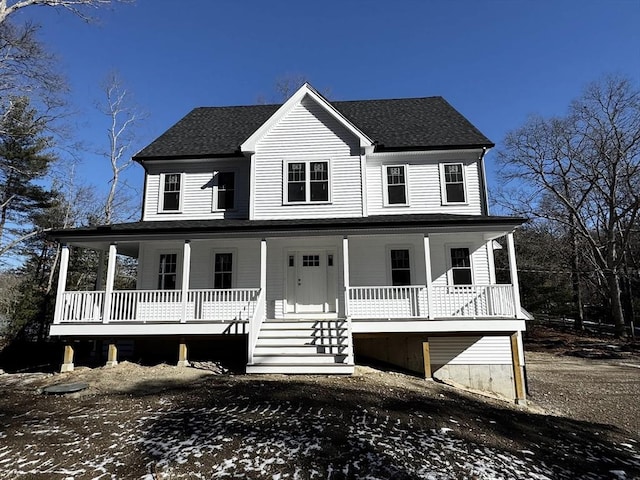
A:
48 214 526 244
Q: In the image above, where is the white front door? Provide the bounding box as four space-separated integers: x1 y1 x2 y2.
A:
286 251 335 314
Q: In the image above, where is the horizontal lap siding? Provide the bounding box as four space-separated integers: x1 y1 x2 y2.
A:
253 97 362 220
430 336 512 365
366 151 483 216
430 233 490 286
143 160 249 221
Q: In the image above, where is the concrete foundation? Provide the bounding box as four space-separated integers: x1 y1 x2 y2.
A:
432 363 516 400
354 334 428 375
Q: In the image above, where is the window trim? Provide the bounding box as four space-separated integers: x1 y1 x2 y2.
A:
440 162 468 205
211 170 237 212
158 172 184 213
385 245 415 286
382 164 410 207
211 248 237 289
157 251 180 290
446 244 474 286
282 159 332 205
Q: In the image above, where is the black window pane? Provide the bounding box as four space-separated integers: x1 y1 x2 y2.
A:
391 250 410 269
164 192 180 211
310 162 328 181
388 185 406 204
217 172 235 209
446 183 465 203
288 182 305 202
451 248 470 268
452 269 472 285
391 269 411 286
288 163 305 181
310 181 328 201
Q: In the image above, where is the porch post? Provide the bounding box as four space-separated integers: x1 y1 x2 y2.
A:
181 240 191 323
260 239 267 293
102 243 117 324
54 244 70 324
506 232 523 319
342 236 350 317
423 235 434 319
95 250 105 290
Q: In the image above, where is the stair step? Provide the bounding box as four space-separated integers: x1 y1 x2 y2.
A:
246 363 355 375
256 336 347 346
261 320 347 330
254 345 348 355
251 354 348 364
259 329 348 338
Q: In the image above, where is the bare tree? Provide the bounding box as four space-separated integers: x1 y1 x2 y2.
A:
99 71 144 224
0 0 132 24
498 74 640 337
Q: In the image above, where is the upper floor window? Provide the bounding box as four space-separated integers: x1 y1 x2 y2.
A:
286 161 329 203
158 253 177 290
161 173 182 212
441 163 466 204
214 172 235 210
450 247 472 285
384 165 408 205
390 249 411 286
214 252 233 289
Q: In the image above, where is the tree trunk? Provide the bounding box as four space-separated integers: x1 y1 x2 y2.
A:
606 270 626 338
569 219 584 330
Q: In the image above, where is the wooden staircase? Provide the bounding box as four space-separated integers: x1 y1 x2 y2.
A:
246 318 354 374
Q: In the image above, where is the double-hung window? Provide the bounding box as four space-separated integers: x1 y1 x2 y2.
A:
214 253 233 289
214 172 235 210
390 249 411 286
441 163 466 204
161 173 182 212
385 165 408 205
286 161 329 203
157 253 177 290
450 247 472 285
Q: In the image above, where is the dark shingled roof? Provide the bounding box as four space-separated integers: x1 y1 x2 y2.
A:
49 214 524 241
134 97 493 160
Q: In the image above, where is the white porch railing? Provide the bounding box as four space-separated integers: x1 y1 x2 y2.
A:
57 288 260 324
348 284 516 319
431 284 515 318
348 286 428 318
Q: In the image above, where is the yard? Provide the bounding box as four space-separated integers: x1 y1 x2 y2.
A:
0 325 638 479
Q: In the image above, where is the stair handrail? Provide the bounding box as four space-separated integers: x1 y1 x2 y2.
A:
247 288 266 364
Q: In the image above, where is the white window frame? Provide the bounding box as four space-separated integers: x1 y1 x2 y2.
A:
158 172 184 213
283 159 332 205
212 170 237 212
211 248 237 289
382 164 409 207
439 163 468 205
385 245 415 286
445 244 474 286
157 250 180 290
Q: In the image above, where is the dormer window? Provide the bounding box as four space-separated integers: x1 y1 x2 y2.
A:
160 173 182 212
285 160 329 204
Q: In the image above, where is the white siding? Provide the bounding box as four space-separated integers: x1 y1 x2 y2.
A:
137 239 260 290
430 336 512 365
430 233 491 286
143 159 250 221
348 235 426 286
367 151 483 216
253 97 363 220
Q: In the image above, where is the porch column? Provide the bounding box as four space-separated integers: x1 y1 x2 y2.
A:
506 232 523 319
102 243 117 324
342 236 350 317
95 250 105 290
510 332 526 404
423 235 434 319
105 342 118 368
54 244 70 324
181 240 191 323
61 343 74 372
260 239 267 293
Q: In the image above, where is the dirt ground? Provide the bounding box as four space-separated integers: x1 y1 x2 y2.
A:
0 325 638 479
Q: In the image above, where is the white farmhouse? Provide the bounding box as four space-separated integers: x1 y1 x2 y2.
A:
49 84 528 402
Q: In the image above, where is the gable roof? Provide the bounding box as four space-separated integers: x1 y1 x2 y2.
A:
134 93 493 161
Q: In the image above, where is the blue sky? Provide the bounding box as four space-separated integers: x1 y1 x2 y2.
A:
17 0 640 215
